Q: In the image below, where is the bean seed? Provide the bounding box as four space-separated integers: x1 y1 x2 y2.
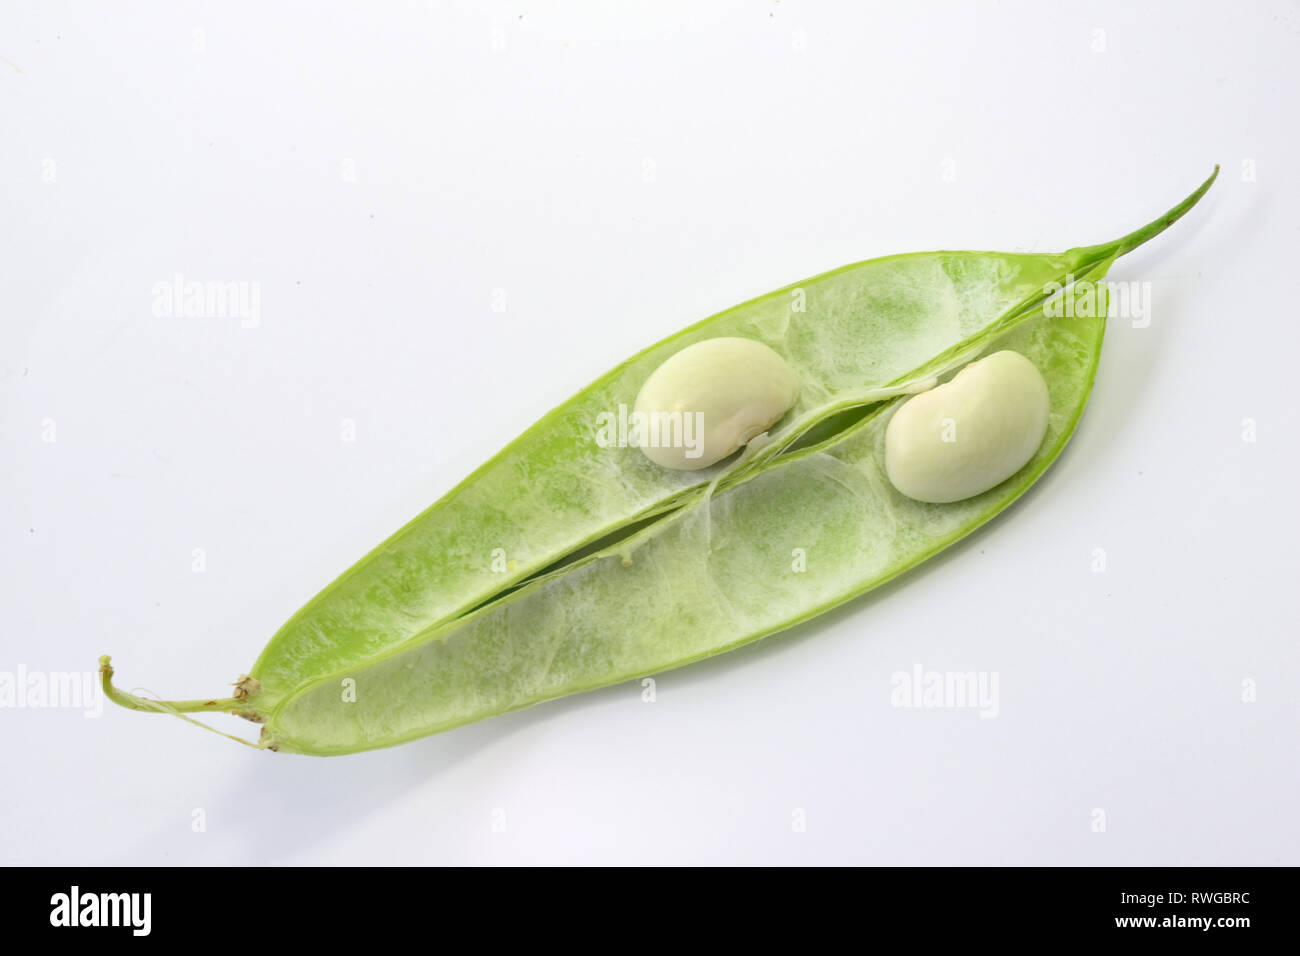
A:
884 350 1050 504
633 337 799 470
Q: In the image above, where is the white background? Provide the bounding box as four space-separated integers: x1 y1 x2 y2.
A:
2 1 1297 866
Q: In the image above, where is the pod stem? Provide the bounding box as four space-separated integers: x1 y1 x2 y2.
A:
98 656 265 748
1071 165 1219 265
99 655 245 714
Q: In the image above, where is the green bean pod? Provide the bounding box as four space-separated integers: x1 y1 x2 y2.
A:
101 168 1217 754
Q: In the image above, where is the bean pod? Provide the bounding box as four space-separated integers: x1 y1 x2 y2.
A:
101 168 1218 754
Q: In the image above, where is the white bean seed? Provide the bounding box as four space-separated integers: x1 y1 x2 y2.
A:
884 350 1050 503
634 337 799 470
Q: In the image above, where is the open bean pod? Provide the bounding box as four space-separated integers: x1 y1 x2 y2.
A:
101 168 1218 754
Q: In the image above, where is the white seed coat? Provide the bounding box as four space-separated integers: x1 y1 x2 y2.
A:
884 350 1050 503
634 337 799 470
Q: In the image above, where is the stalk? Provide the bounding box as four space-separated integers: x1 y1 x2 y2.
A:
99 656 265 747
1070 165 1218 265
98 655 248 713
